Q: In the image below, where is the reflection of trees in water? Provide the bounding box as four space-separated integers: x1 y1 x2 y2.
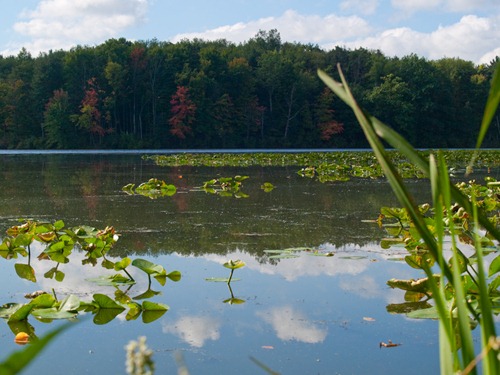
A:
0 154 434 260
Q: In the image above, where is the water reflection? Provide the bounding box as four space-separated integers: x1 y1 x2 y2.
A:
0 154 424 256
2 153 488 374
163 316 222 347
256 306 327 343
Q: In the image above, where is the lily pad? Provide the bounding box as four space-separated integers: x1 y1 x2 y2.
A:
15 264 36 283
87 274 135 286
94 308 125 325
142 301 169 311
205 277 241 282
131 258 166 275
8 304 34 322
0 303 24 319
93 294 125 310
142 310 167 324
406 306 440 320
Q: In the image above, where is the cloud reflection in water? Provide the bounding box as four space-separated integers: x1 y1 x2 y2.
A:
162 315 222 347
257 305 327 343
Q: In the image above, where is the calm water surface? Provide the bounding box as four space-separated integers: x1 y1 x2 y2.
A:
0 152 487 374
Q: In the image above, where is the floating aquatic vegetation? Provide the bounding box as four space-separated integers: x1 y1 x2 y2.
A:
0 219 181 332
122 178 176 199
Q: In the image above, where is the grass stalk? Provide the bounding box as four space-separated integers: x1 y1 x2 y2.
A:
318 64 500 374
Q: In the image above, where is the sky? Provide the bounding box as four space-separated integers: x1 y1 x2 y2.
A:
0 0 499 64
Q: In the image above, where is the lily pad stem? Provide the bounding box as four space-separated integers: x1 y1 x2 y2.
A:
123 268 135 282
227 269 234 285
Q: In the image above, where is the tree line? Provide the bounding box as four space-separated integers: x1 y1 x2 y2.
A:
0 29 498 149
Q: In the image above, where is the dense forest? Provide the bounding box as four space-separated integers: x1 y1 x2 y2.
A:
0 29 498 149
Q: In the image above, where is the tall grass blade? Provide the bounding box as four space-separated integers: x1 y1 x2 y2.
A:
430 154 458 373
0 322 72 374
439 154 476 372
318 67 453 281
468 61 500 174
369 117 500 243
476 62 500 149
471 197 498 374
318 63 500 374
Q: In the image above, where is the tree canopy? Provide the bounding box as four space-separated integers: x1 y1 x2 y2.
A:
0 31 498 149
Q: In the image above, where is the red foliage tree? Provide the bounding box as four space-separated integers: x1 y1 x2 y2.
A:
72 77 111 145
169 86 196 139
316 88 344 141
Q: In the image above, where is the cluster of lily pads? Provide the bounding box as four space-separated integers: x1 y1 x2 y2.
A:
0 219 181 333
375 177 500 318
145 150 499 183
263 247 335 259
122 178 177 199
202 175 250 198
122 175 275 199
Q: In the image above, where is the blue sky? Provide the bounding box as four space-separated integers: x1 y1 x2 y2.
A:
1 0 499 64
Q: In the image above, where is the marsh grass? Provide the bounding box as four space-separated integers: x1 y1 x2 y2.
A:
318 65 500 374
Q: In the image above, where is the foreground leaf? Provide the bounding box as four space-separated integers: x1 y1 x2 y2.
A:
0 322 72 375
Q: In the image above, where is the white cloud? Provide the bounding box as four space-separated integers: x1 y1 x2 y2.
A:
480 47 500 64
331 14 500 63
256 306 327 343
169 8 499 64
171 9 372 45
9 0 149 54
162 315 221 347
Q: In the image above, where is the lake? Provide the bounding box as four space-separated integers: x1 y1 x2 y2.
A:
0 152 493 374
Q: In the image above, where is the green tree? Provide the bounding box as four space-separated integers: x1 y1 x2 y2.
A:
42 89 75 148
433 58 487 146
212 93 236 147
366 74 414 142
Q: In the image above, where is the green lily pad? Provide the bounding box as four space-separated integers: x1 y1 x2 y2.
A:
125 302 142 321
223 298 246 305
223 260 246 270
167 270 182 282
0 303 24 319
406 306 440 320
86 274 135 286
142 310 167 324
93 294 125 310
132 258 166 275
15 263 36 282
8 304 34 322
94 308 124 325
132 289 161 300
205 277 241 282
142 301 169 311
32 308 77 320
114 257 131 271
30 294 56 308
